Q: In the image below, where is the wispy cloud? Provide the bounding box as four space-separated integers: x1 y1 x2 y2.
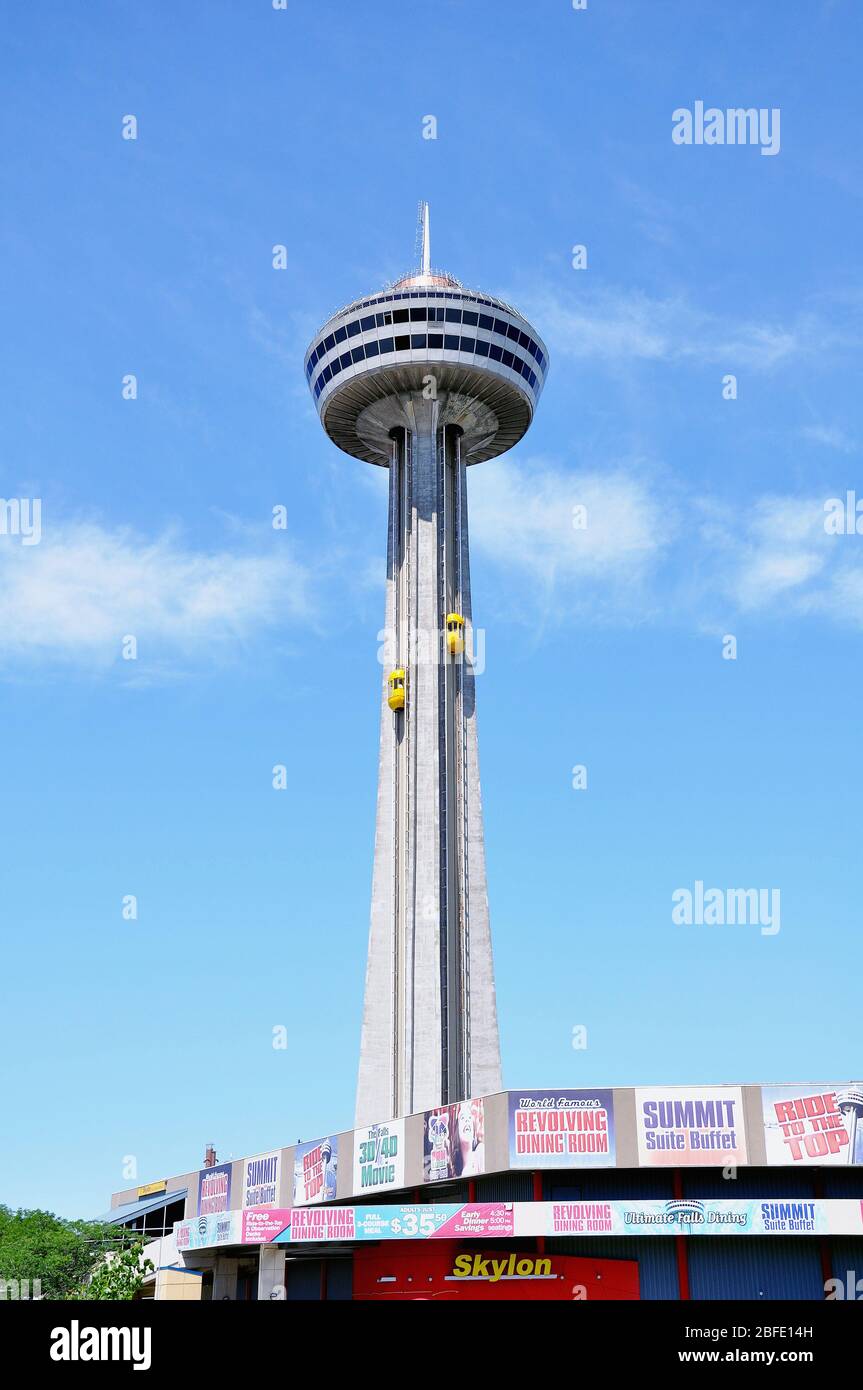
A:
468 461 863 634
0 520 309 672
516 283 858 371
701 493 863 626
800 423 856 453
467 456 675 627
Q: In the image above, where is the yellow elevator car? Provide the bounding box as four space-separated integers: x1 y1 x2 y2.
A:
387 669 406 711
445 613 465 656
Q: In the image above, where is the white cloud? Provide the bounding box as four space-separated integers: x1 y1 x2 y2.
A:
468 467 863 634
0 520 308 669
466 457 675 625
517 285 855 371
700 494 863 626
801 423 856 453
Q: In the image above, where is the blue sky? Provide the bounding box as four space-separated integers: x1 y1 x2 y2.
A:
2 0 862 1218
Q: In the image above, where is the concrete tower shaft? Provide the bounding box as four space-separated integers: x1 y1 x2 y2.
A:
357 400 500 1124
304 208 548 1127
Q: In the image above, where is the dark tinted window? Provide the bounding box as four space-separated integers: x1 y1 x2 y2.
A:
379 337 394 353
445 308 461 323
323 365 332 382
347 320 360 337
325 334 335 351
444 334 459 350
462 311 478 327
428 333 443 348
478 314 493 330
489 343 503 361
409 307 425 322
493 319 508 336
410 334 427 349
335 326 347 343
475 339 489 356
339 352 351 368
460 337 476 353
360 315 375 332
351 346 364 363
393 309 409 323
365 339 380 357
502 349 514 368
394 334 410 350
506 324 519 342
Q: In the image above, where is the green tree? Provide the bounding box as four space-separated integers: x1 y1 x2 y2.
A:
75 1239 154 1301
0 1206 151 1301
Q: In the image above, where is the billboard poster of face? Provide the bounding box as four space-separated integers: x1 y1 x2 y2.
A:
423 1099 485 1182
635 1087 747 1166
508 1089 615 1168
763 1084 863 1165
243 1149 281 1208
293 1136 338 1205
353 1119 405 1196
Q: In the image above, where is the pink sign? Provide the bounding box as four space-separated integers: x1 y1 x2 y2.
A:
430 1204 515 1238
241 1208 292 1244
289 1207 357 1242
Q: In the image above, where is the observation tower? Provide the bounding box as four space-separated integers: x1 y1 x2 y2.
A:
305 205 548 1125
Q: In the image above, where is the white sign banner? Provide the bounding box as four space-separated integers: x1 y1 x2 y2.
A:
353 1118 405 1196
243 1149 282 1208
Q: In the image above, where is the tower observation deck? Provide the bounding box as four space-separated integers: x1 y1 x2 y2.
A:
305 206 548 1126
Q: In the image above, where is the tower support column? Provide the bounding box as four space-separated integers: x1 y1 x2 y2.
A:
355 400 502 1126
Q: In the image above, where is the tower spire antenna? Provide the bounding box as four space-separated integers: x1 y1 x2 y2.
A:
421 201 430 277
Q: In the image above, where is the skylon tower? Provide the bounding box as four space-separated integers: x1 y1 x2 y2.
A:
305 206 548 1125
